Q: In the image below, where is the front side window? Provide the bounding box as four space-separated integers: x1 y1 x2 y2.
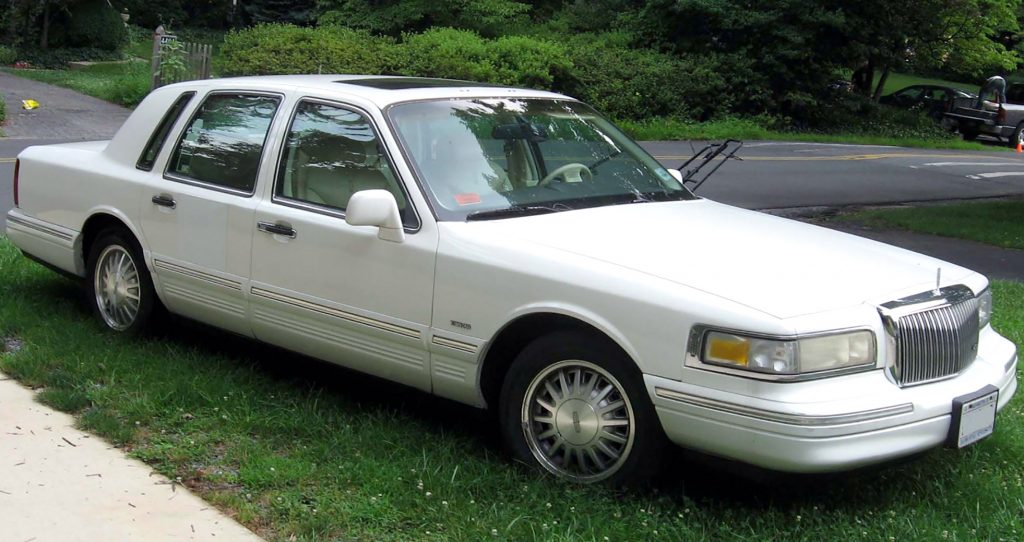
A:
387 98 694 221
275 101 413 226
168 93 280 193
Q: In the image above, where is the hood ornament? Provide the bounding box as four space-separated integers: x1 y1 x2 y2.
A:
934 267 942 295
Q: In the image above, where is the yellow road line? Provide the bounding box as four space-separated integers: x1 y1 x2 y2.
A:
653 153 1022 162
0 158 15 163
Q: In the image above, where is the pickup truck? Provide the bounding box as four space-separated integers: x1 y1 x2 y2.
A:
944 76 1024 145
6 75 1017 485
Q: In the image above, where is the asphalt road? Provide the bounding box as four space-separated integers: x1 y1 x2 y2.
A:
5 138 1024 227
643 140 1024 209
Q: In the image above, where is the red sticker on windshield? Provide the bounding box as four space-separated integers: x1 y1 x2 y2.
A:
455 193 481 205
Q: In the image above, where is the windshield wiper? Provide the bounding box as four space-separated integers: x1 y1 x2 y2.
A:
678 139 743 192
465 204 571 221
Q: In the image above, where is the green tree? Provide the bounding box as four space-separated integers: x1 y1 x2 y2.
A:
840 0 1020 99
242 0 316 25
316 0 532 37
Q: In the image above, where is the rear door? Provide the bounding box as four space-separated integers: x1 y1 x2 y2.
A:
138 91 283 336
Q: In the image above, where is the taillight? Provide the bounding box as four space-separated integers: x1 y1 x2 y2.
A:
997 106 1007 124
12 158 19 208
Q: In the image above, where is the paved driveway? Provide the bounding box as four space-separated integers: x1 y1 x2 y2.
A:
0 71 130 139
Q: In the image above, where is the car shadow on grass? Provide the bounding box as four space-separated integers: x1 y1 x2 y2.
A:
34 274 947 512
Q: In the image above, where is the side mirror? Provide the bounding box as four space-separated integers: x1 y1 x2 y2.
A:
346 190 405 243
667 168 683 183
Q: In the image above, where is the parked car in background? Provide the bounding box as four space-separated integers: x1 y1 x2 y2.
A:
6 75 1017 485
944 76 1024 146
879 84 976 121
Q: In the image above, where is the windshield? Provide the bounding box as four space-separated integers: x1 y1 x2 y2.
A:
387 98 696 221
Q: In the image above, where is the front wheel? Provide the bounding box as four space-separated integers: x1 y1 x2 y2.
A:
1010 123 1024 148
85 229 157 334
499 331 665 485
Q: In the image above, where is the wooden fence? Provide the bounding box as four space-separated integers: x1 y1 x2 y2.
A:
150 27 212 89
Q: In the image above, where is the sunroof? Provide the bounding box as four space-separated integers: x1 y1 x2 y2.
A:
339 77 503 90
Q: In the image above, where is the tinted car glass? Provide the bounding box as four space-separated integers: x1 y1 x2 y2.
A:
168 93 280 193
137 91 195 171
276 101 415 226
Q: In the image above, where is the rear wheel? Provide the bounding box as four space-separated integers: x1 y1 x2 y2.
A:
961 129 979 141
499 331 665 485
85 229 157 335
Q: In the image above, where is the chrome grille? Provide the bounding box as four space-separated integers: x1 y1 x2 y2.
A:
881 287 980 387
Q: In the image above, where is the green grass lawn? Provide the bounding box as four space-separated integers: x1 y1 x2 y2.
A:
843 199 1024 250
1 236 1022 541
2 62 150 107
875 72 980 96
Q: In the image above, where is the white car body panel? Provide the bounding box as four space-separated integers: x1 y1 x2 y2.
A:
5 75 1017 474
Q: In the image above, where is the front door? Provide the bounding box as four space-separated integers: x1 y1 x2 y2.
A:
139 91 283 336
249 99 437 390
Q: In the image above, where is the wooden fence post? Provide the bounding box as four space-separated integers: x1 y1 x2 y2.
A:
150 25 164 90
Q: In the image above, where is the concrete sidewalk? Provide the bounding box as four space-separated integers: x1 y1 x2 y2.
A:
0 372 263 542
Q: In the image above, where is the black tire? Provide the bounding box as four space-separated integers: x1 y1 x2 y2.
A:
1010 123 1024 148
961 129 979 141
85 228 158 335
498 330 666 486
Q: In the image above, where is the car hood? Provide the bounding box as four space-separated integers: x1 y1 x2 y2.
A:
452 199 978 319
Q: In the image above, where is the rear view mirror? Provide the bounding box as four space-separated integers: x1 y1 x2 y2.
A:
492 121 548 142
346 190 405 243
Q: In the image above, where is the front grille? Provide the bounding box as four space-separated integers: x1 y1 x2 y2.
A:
885 291 980 387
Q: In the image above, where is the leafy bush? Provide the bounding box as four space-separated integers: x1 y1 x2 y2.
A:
11 47 125 69
487 35 571 88
66 0 128 51
0 45 15 65
802 94 954 140
397 28 495 81
219 24 397 76
0 95 6 124
561 33 731 121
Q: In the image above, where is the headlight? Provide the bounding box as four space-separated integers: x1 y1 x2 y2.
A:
978 289 993 328
702 330 876 377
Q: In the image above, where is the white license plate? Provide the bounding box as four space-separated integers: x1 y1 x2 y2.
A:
949 386 998 449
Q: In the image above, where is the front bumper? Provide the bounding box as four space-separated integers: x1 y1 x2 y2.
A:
646 327 1018 473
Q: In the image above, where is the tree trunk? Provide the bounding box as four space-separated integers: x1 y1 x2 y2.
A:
39 0 50 50
873 65 890 102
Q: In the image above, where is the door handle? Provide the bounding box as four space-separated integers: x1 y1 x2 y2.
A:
257 221 297 239
151 194 176 208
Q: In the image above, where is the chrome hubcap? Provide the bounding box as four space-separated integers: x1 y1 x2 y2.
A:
93 245 141 331
522 360 635 482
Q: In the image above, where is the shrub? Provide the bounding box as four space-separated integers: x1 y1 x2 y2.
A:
397 28 496 81
66 0 128 51
396 28 571 89
561 33 730 121
802 94 955 140
0 45 14 65
488 35 571 88
219 24 397 76
0 96 6 124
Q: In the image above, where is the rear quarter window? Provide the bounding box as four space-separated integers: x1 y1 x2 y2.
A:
136 91 196 171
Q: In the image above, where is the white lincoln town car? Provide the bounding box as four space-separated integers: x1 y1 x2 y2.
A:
5 75 1017 484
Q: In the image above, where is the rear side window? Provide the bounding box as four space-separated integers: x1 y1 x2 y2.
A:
137 91 195 171
167 93 281 193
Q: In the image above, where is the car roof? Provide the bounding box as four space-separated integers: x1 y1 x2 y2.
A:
164 74 573 108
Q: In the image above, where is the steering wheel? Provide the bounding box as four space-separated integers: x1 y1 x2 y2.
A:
538 163 593 186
